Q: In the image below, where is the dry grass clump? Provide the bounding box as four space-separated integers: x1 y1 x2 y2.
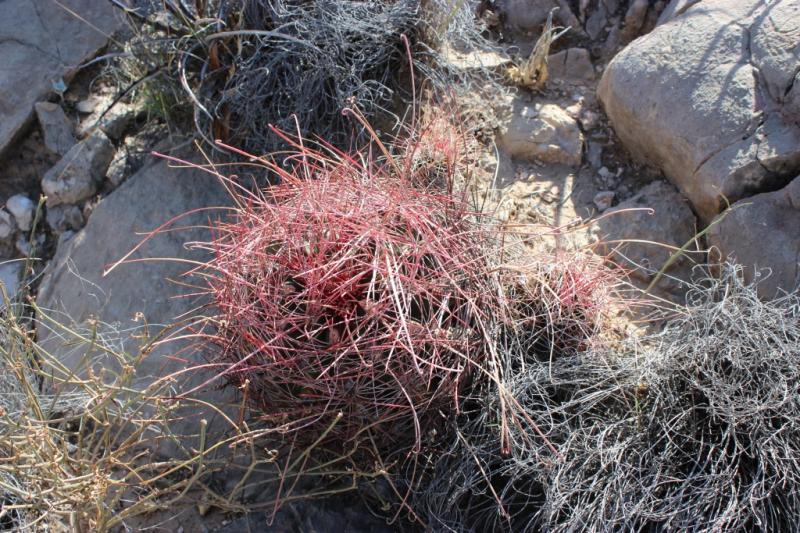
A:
114 0 419 154
416 264 800 532
411 259 618 531
0 306 223 532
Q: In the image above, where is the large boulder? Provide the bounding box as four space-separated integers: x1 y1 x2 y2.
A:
708 176 800 299
599 0 800 223
36 155 236 438
0 0 121 155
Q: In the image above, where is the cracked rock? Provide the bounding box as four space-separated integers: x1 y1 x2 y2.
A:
708 175 800 299
42 130 114 207
599 0 800 222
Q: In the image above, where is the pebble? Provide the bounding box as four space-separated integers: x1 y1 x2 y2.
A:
6 194 35 232
76 97 98 114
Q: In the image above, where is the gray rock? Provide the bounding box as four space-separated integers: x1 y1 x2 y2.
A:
593 190 615 211
34 102 75 156
6 195 35 232
708 176 800 299
789 71 800 117
593 181 697 297
42 130 114 206
587 142 603 168
598 0 800 222
0 0 121 156
0 261 21 301
495 0 578 33
621 0 650 41
106 151 128 188
585 3 609 40
0 210 16 241
497 98 583 166
79 99 142 141
440 42 513 72
36 155 236 440
547 48 595 83
46 204 84 233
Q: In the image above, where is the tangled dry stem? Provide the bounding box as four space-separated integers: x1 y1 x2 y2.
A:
417 264 800 532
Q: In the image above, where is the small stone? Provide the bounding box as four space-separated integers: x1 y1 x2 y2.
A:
6 195 35 232
42 131 114 207
0 210 16 240
440 43 512 71
46 205 85 233
580 110 600 131
587 143 603 168
586 4 609 40
35 101 76 156
76 97 98 114
106 152 129 188
598 166 614 179
79 99 142 141
622 0 650 41
593 191 616 211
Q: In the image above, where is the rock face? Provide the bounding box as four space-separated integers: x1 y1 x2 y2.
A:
41 131 114 206
0 0 121 155
598 0 800 223
36 155 235 436
497 99 584 167
708 176 800 299
593 181 698 297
